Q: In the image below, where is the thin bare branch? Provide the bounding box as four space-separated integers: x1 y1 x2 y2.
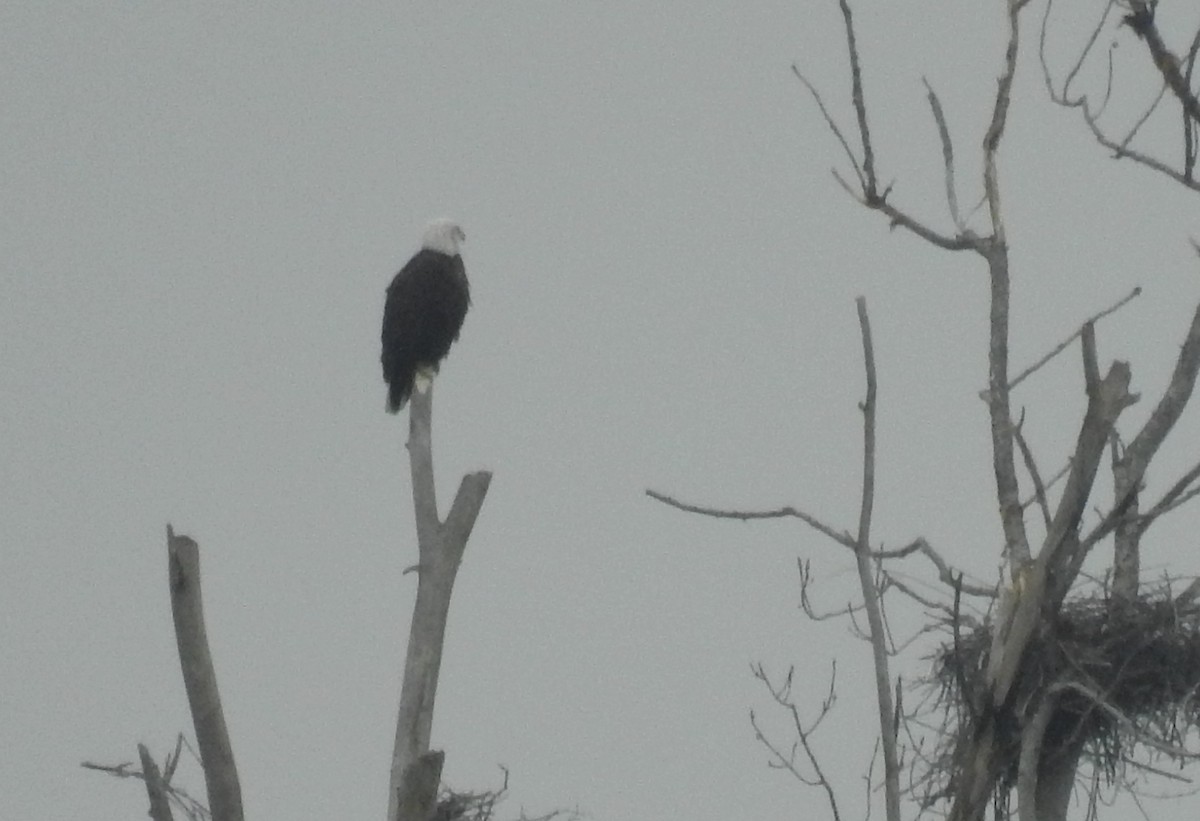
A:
1123 3 1200 129
1120 300 1200 492
800 558 868 622
852 297 901 821
1022 460 1071 510
138 744 176 821
1120 80 1170 150
645 487 860 550
1137 459 1200 531
1040 0 1116 106
1083 103 1200 191
751 662 845 821
1042 0 1200 191
796 1 979 253
1001 286 1142 395
390 387 492 821
1050 679 1200 760
792 65 865 191
836 0 875 197
1014 414 1053 531
923 78 964 230
875 197 979 251
909 538 997 597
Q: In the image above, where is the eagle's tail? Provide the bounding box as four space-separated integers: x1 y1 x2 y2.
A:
386 378 412 414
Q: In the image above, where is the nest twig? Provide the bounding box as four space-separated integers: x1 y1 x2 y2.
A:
925 582 1200 806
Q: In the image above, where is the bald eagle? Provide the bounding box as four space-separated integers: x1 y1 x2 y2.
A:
381 219 470 412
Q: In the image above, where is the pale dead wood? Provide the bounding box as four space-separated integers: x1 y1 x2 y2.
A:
923 79 966 232
954 332 1135 821
646 488 992 599
1013 415 1053 531
979 0 1034 577
987 327 1135 705
852 297 901 821
84 735 208 821
1138 458 1200 529
1111 299 1200 600
396 751 444 821
138 744 176 821
389 386 492 821
167 524 242 821
997 286 1142 397
1016 697 1056 821
1116 300 1200 495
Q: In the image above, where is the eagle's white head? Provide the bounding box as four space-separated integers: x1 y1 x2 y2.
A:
420 218 466 257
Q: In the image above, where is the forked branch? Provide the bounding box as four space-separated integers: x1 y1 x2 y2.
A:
389 387 492 821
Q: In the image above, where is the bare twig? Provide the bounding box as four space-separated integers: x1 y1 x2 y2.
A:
1021 460 1071 511
1137 459 1200 532
645 487 857 549
1119 300 1200 496
647 488 995 600
83 741 210 821
837 0 875 198
1014 415 1053 531
800 558 868 622
999 286 1142 396
751 662 844 821
1123 2 1200 129
1050 679 1200 760
139 744 177 821
794 1 981 253
791 65 865 192
923 78 965 231
1042 0 1200 191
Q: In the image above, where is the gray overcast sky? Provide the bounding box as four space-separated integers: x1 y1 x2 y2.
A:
5 2 1200 820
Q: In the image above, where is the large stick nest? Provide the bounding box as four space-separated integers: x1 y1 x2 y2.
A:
930 585 1200 801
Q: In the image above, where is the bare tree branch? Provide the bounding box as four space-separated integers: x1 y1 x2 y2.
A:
1138 459 1200 529
1123 2 1200 129
1119 300 1200 491
84 738 210 821
167 525 242 821
836 0 874 198
980 0 1033 579
645 488 859 549
1112 299 1200 601
999 286 1142 396
852 297 901 821
647 487 995 600
794 1 982 253
389 387 492 821
791 65 865 192
1014 414 1053 531
138 744 177 821
1016 696 1056 821
1042 0 1200 191
751 662 844 821
923 79 965 231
